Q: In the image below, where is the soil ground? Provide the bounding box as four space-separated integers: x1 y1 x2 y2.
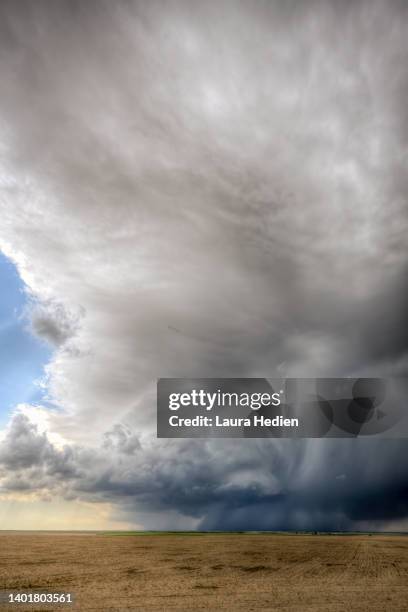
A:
0 532 407 611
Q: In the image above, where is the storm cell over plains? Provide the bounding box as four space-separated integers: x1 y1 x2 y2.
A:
0 0 407 531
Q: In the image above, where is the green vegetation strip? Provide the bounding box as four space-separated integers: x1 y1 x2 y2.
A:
101 530 408 536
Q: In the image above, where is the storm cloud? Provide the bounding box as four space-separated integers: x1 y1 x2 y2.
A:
1 413 408 531
0 0 407 530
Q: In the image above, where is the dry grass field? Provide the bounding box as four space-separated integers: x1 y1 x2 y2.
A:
0 532 407 611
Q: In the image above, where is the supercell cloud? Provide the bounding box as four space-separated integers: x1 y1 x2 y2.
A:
0 0 407 530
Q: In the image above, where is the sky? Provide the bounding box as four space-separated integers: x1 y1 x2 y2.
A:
0 0 407 531
0 253 51 428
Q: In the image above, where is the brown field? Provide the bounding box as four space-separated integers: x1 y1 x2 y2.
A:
0 532 407 611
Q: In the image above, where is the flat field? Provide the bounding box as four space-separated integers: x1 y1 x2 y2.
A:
0 532 407 611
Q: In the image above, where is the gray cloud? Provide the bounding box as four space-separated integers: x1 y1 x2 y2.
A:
29 302 80 346
0 0 407 529
1 414 407 531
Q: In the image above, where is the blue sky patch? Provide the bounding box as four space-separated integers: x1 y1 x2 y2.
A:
0 252 52 427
